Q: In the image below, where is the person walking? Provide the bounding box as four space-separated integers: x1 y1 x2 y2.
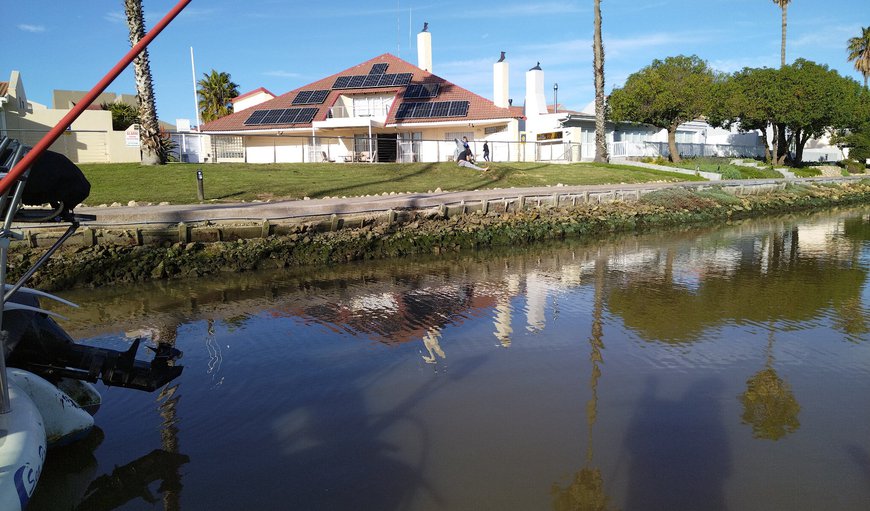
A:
483 141 490 162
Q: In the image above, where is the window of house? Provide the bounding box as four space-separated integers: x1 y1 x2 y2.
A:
676 131 697 143
444 131 474 141
351 95 394 118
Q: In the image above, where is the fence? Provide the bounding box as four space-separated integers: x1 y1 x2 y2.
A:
2 128 116 164
3 128 770 165
610 141 765 160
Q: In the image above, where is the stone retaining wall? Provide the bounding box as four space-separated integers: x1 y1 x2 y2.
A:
15 179 805 250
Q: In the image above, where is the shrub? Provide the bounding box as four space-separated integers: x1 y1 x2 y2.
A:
720 168 743 180
793 167 822 178
840 158 866 174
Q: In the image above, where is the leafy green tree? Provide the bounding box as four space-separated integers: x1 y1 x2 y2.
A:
198 70 240 123
708 67 781 162
608 55 715 163
101 101 140 132
124 0 164 165
847 26 870 89
778 59 864 163
831 91 870 162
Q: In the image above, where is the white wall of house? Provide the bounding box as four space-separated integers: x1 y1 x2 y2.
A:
233 90 275 113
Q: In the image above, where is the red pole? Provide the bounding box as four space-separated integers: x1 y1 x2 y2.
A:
1 0 191 195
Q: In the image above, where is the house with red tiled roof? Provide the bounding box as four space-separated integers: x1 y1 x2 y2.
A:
200 27 524 163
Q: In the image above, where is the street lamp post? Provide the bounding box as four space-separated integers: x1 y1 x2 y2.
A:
553 83 559 114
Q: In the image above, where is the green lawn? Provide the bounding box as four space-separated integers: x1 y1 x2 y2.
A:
77 161 704 205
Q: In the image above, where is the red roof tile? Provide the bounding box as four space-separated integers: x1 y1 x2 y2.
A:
0 82 8 97
201 54 522 132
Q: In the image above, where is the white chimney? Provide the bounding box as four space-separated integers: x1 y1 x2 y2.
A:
525 62 547 116
417 22 432 73
493 51 509 108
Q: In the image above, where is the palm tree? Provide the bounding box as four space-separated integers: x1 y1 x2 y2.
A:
772 0 791 67
592 0 608 163
124 0 164 165
197 70 240 123
847 26 870 89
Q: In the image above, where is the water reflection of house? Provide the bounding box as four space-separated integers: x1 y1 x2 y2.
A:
277 284 496 346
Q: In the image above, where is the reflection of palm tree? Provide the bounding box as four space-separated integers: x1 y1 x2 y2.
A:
552 260 616 511
739 327 800 440
156 322 183 510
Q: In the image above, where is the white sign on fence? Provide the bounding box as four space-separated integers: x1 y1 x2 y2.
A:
125 124 140 147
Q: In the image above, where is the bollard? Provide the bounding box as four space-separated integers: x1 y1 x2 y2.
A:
196 169 205 201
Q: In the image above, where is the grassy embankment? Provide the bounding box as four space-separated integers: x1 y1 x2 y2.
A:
650 156 850 179
77 161 703 205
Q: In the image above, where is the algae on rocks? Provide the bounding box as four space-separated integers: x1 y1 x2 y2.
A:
10 181 870 291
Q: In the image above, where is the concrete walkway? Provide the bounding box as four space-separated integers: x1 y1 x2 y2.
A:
70 175 868 228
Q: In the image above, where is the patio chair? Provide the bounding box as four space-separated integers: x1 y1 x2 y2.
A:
321 151 334 163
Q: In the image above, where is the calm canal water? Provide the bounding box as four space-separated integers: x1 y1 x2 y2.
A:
31 207 870 511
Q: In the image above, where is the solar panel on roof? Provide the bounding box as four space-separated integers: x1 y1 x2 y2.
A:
394 73 412 86
421 83 440 98
403 84 421 99
448 101 469 117
348 75 366 88
244 110 268 125
395 102 412 118
378 73 396 87
277 109 299 123
396 101 470 119
370 63 388 75
296 107 318 124
362 75 380 88
262 109 284 124
415 102 434 118
292 91 313 105
431 102 450 117
333 76 351 89
309 90 329 104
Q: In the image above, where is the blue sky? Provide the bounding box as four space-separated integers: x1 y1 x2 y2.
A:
4 0 867 126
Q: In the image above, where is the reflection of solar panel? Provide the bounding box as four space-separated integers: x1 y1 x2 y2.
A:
370 63 388 75
244 110 268 125
333 76 351 89
241 108 320 125
395 101 469 119
292 90 330 105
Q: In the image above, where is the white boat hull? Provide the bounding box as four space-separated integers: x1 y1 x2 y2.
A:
0 378 47 511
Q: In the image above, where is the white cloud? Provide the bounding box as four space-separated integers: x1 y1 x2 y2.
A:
17 24 46 33
104 11 126 24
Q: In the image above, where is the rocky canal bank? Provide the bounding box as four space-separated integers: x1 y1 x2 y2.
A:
10 179 870 291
